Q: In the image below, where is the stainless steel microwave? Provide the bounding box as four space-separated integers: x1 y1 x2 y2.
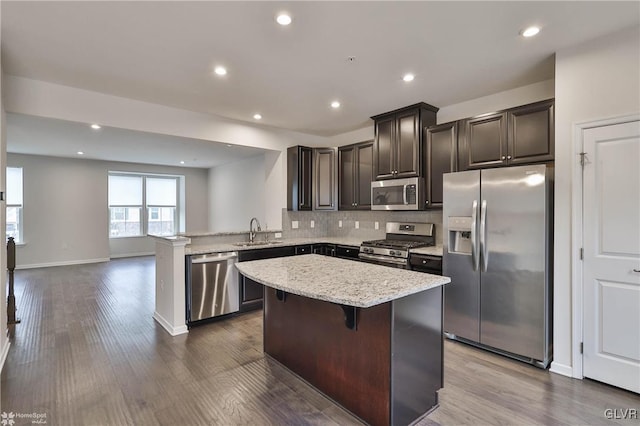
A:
371 177 425 210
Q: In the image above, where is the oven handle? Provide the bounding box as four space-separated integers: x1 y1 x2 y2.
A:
358 252 408 266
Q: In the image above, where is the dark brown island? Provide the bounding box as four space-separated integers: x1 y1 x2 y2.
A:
235 254 450 426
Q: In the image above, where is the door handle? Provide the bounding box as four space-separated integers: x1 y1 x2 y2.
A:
403 184 408 205
633 269 640 273
471 200 479 271
480 200 488 272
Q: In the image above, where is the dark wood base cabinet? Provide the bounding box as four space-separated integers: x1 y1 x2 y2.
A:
263 286 444 426
238 246 296 312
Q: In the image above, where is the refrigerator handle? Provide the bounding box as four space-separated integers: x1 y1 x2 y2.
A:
471 200 479 271
480 200 488 272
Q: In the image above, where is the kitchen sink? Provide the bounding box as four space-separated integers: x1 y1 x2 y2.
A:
233 240 284 247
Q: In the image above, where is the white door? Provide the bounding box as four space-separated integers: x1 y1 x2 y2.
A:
583 120 640 393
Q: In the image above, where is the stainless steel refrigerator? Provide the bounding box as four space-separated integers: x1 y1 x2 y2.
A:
443 164 553 368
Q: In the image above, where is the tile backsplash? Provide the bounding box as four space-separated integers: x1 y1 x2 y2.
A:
282 208 443 245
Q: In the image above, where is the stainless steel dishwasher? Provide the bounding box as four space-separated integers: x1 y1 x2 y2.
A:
186 251 239 325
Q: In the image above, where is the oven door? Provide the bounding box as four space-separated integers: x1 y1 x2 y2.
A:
371 177 423 210
358 252 409 269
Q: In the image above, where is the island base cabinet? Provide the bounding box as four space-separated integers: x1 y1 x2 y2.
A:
263 287 443 426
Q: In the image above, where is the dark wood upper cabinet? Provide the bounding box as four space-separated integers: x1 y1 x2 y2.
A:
372 103 438 180
460 112 508 170
458 99 555 170
355 141 374 209
338 146 355 210
313 147 337 211
339 140 374 210
373 115 395 179
508 99 554 165
425 122 458 208
287 145 313 211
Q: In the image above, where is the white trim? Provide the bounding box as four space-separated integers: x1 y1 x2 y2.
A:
153 311 188 336
15 257 111 270
549 361 573 378
0 340 11 373
110 251 155 259
571 113 640 380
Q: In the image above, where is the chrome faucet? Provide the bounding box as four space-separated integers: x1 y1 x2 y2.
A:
249 217 261 243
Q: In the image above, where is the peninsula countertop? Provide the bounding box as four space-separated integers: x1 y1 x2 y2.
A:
235 254 450 308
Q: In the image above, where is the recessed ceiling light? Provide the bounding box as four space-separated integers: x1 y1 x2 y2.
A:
214 66 227 76
521 26 540 37
403 73 415 82
331 101 341 109
90 124 101 130
77 151 84 155
253 113 262 120
276 13 292 26
180 160 185 165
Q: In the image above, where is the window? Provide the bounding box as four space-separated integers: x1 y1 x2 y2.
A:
108 173 178 237
146 177 177 236
6 167 23 242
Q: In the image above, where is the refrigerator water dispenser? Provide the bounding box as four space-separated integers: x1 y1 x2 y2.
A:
447 216 473 254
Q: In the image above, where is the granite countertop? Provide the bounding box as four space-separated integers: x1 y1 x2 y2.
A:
235 254 450 308
185 237 366 255
185 237 443 256
410 245 444 256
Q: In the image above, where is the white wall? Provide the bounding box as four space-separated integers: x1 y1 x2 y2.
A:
0 12 10 378
7 153 209 267
437 79 555 124
328 79 555 148
208 154 268 232
553 25 640 375
3 77 332 231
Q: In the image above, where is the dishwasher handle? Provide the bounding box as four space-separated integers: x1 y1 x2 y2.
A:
190 253 238 264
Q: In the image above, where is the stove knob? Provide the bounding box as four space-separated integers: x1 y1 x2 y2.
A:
390 250 396 256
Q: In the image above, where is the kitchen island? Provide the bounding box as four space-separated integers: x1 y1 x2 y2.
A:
235 254 450 426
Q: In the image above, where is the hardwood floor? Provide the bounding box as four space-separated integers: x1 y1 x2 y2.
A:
2 257 638 425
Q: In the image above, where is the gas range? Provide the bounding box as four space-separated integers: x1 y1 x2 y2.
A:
359 222 435 268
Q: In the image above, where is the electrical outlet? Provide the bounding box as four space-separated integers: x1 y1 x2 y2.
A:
375 221 379 230
292 221 299 229
338 220 343 228
275 232 282 238
310 220 315 228
355 221 360 229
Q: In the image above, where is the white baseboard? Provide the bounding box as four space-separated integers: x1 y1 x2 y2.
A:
550 361 574 378
0 339 11 373
110 252 155 259
15 257 111 270
153 311 188 336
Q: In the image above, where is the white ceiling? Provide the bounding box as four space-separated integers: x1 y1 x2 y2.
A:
1 1 639 163
6 113 269 169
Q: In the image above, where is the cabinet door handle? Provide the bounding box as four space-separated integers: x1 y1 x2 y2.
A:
354 203 358 206
501 156 506 160
425 200 429 205
422 260 427 264
507 155 512 160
